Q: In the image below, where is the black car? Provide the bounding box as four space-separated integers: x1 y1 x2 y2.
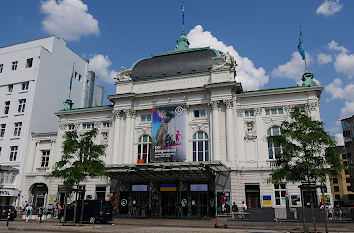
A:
58 200 112 224
0 205 17 221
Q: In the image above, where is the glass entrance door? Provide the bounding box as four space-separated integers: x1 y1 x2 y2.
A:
161 192 177 217
191 192 208 218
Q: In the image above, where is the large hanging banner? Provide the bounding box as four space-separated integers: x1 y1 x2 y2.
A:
151 105 186 162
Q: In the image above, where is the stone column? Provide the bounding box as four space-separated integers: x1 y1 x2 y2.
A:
123 109 133 164
129 110 136 164
112 110 122 164
210 101 220 161
224 99 234 162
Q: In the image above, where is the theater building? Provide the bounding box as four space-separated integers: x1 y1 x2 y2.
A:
23 33 331 218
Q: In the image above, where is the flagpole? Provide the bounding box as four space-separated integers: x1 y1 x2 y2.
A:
181 1 185 34
299 26 308 73
68 62 75 99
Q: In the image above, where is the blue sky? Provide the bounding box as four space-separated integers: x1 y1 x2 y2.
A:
1 0 354 144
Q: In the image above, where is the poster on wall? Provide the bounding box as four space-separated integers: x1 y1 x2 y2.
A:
290 195 301 207
320 194 331 205
262 195 272 206
151 105 186 162
217 192 230 215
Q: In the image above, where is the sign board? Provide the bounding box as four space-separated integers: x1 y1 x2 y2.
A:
217 192 230 214
290 195 301 207
132 185 148 192
190 184 208 192
262 195 272 206
151 105 186 162
320 194 331 204
160 184 177 192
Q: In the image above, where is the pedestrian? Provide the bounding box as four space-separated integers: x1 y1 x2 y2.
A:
177 201 183 219
328 204 333 220
231 202 239 219
37 206 43 223
25 204 33 223
242 201 247 212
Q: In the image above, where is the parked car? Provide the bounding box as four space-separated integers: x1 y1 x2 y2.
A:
58 200 112 224
0 205 17 221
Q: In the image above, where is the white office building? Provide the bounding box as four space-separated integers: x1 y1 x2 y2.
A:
0 36 104 206
23 33 331 219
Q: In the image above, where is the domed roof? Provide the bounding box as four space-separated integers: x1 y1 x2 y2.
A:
131 47 222 81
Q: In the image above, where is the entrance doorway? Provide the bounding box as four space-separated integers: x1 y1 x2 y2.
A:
191 192 208 218
245 184 260 208
131 191 148 218
30 183 48 209
161 192 177 217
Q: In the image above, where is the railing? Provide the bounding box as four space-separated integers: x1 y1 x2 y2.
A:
266 160 277 167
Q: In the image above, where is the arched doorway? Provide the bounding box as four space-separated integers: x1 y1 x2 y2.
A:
29 183 48 209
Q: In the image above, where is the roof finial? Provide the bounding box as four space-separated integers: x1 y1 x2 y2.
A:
175 2 189 50
181 1 185 34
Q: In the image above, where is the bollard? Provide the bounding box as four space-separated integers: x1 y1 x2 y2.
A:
6 211 11 227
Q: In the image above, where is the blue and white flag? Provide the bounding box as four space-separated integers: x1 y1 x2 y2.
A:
69 64 74 91
180 4 185 25
298 28 306 60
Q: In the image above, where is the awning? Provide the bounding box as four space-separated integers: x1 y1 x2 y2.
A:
108 161 230 183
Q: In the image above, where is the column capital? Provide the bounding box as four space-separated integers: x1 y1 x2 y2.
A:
209 100 220 110
124 109 136 118
223 99 233 109
113 110 123 119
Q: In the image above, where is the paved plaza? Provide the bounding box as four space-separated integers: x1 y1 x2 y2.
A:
1 218 354 233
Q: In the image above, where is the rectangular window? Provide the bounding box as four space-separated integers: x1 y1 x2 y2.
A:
299 105 306 112
68 124 75 130
194 110 206 118
21 82 29 90
103 122 110 128
346 178 351 183
274 183 286 206
0 64 3 73
8 85 13 92
41 150 50 167
0 124 5 137
13 122 22 137
348 186 352 191
26 58 33 68
342 154 347 160
141 114 152 122
18 99 26 112
4 101 10 115
83 123 94 129
245 109 255 117
75 72 78 79
265 107 284 115
11 61 18 70
333 178 338 184
335 194 340 200
345 169 350 175
334 186 339 192
78 74 81 81
10 146 18 161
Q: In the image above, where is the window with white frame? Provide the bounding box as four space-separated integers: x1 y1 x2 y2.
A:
140 114 152 122
8 85 13 93
267 126 280 159
193 131 209 161
0 147 2 156
0 124 6 137
83 123 94 129
22 82 29 90
18 99 26 112
68 124 75 130
0 64 3 73
245 109 254 117
13 122 22 137
194 109 207 118
10 146 18 161
26 58 33 68
103 122 111 128
137 135 151 163
4 101 10 115
274 184 286 206
41 150 50 167
265 107 283 115
12 61 18 70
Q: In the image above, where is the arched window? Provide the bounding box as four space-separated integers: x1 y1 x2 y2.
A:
138 135 151 163
193 131 209 162
267 126 280 159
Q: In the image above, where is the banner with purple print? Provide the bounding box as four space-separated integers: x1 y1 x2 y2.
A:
151 105 186 162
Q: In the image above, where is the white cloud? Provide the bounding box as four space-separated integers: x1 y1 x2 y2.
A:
88 54 117 84
41 0 99 41
271 52 310 83
328 40 347 53
334 133 344 146
327 41 354 78
317 53 333 65
341 101 354 117
316 0 343 16
187 25 269 90
325 78 354 100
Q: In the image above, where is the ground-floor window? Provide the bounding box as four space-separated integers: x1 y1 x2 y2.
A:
274 183 286 206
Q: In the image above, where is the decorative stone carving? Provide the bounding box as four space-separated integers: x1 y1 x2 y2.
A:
307 101 318 111
101 132 108 143
254 107 262 116
190 124 209 136
116 66 132 81
223 99 233 108
74 123 81 130
113 110 122 119
94 121 102 129
124 109 136 118
244 120 257 141
209 100 219 110
236 109 243 117
284 105 294 114
136 128 152 140
212 52 237 71
58 123 67 130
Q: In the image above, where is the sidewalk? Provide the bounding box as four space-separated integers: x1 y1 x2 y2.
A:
1 217 354 232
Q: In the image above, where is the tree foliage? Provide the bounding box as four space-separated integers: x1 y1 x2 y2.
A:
267 107 342 184
48 128 107 191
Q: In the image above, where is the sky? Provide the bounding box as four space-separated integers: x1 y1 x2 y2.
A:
1 0 353 145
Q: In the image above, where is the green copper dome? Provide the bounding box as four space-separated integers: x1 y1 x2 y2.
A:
175 33 190 50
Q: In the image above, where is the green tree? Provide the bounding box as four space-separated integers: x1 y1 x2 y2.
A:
49 128 107 224
267 107 342 233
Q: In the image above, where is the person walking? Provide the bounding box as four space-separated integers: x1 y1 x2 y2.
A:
25 204 33 223
37 206 43 223
231 202 239 219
